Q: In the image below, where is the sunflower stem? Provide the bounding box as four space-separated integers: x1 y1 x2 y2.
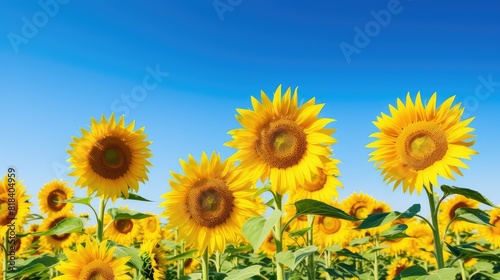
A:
215 251 221 273
373 235 380 280
273 193 285 280
455 231 467 280
202 249 209 280
3 232 8 280
425 186 445 269
324 251 332 280
97 197 107 243
306 214 315 280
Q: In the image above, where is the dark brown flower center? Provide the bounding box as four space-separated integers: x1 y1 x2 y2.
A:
256 119 307 169
350 202 369 219
89 136 132 179
302 169 327 192
187 178 234 228
0 196 18 226
50 217 71 241
449 201 470 220
114 219 134 234
48 190 68 211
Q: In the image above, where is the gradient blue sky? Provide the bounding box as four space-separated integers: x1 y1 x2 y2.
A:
1 1 499 220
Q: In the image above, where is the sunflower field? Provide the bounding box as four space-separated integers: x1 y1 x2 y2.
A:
1 86 499 280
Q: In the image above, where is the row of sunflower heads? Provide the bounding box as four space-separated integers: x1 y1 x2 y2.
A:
159 85 348 257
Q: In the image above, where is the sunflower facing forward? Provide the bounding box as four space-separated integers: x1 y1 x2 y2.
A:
68 114 152 201
53 236 131 280
160 152 260 256
38 179 74 216
226 85 336 194
367 92 477 194
0 175 32 238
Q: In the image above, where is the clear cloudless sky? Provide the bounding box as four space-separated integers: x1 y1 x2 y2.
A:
1 1 499 222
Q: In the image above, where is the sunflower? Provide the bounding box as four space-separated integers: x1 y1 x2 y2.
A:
386 258 413 279
103 209 139 246
258 231 278 258
290 156 343 203
53 236 131 280
38 179 74 216
78 224 97 244
313 201 353 249
160 152 260 256
0 175 32 238
340 192 377 238
366 200 392 237
39 211 79 253
184 257 201 275
19 223 41 256
478 207 500 248
439 195 479 233
140 239 169 280
68 114 152 201
367 92 477 194
406 220 451 264
226 85 336 194
136 213 162 242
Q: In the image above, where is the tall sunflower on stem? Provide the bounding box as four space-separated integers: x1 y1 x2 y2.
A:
68 113 152 242
367 92 477 268
226 85 336 279
160 152 259 280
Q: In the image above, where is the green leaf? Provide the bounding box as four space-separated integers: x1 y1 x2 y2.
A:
242 209 282 252
121 193 153 202
415 268 458 280
275 251 294 269
356 212 398 229
293 245 318 268
365 245 389 254
114 244 143 270
441 185 497 208
324 244 342 252
401 204 421 218
396 265 429 280
337 263 361 278
265 198 275 207
166 249 198 262
455 208 492 227
107 208 152 220
288 227 312 238
294 199 358 221
225 265 262 280
275 246 318 271
252 183 272 199
349 236 371 247
357 204 420 229
380 224 408 237
32 217 83 236
61 196 93 206
7 255 59 278
445 243 461 257
336 248 367 260
224 245 253 255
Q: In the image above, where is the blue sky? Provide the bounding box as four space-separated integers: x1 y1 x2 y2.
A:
1 1 499 221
